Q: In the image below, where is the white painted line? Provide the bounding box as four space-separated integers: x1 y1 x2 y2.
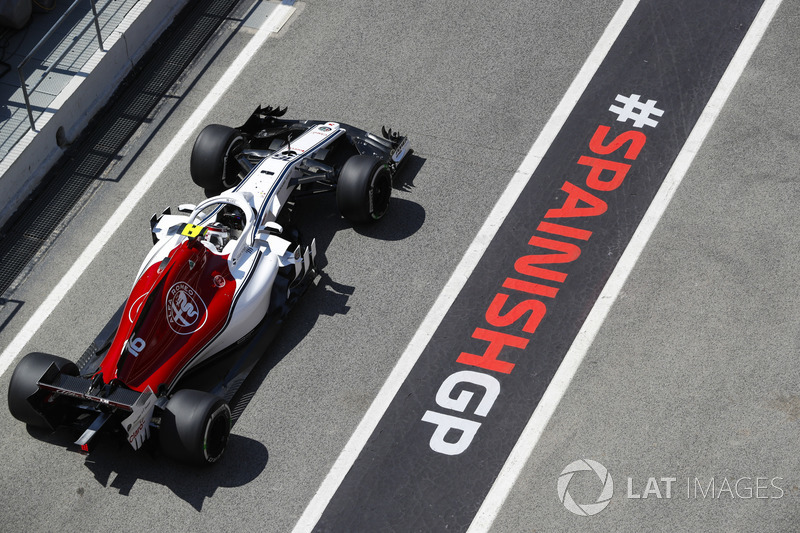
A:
467 0 783 531
290 1 641 530
0 3 296 379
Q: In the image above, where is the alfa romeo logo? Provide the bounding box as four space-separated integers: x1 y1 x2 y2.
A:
165 282 207 335
557 459 613 516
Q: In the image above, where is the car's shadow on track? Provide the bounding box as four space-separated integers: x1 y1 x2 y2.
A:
225 269 357 426
24 424 268 511
85 435 267 509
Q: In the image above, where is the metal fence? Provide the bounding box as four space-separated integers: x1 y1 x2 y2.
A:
17 0 105 131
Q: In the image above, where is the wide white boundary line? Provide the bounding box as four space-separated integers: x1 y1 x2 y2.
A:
0 3 296 379
467 0 783 530
291 1 641 530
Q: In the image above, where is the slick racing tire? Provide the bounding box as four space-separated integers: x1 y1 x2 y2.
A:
8 352 78 429
159 389 231 465
190 124 244 194
336 155 392 223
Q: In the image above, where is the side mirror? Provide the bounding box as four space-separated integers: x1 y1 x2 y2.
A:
254 221 283 247
178 203 196 213
261 222 283 235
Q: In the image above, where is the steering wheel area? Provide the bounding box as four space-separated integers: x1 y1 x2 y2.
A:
187 194 255 261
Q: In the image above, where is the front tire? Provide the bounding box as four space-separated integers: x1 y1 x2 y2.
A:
159 389 231 465
190 124 244 194
336 155 392 223
8 352 78 429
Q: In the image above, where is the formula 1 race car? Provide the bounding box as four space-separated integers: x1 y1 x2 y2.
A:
7 106 410 464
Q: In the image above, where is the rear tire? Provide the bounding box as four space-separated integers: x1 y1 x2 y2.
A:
336 155 392 223
159 389 231 465
8 352 78 429
190 124 244 194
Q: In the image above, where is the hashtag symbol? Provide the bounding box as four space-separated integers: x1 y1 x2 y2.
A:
608 94 664 128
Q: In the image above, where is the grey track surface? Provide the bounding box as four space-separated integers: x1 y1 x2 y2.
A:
0 0 796 531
